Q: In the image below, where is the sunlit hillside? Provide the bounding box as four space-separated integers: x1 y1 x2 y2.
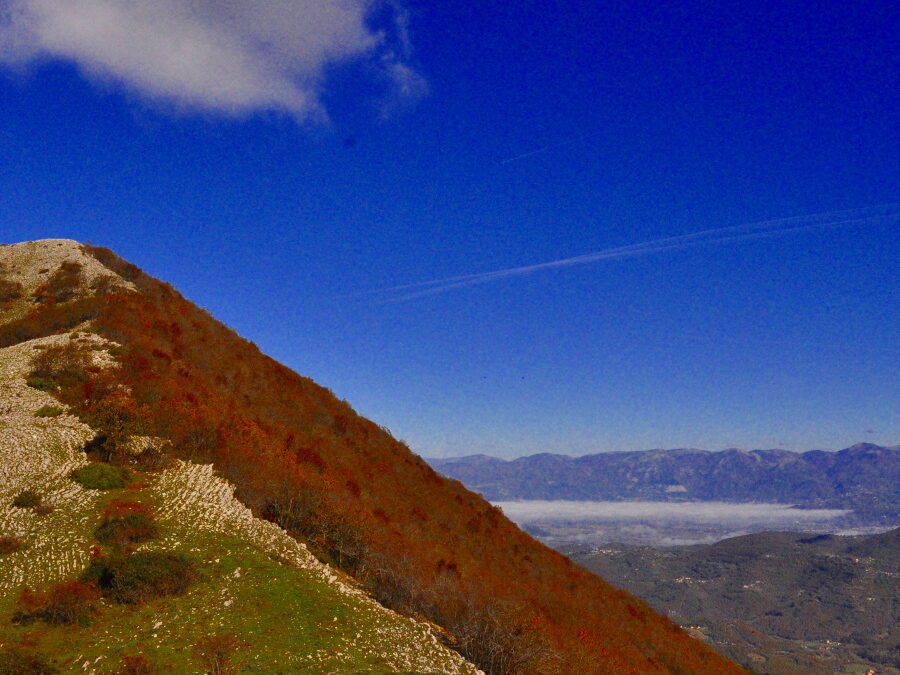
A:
0 239 746 674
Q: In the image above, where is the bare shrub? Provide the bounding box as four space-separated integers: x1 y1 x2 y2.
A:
443 599 555 675
0 296 101 347
0 535 24 554
262 484 321 541
193 634 245 675
263 485 365 571
32 502 55 516
357 549 421 615
111 654 163 675
82 244 144 282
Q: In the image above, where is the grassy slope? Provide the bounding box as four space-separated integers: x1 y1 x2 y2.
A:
0 337 479 674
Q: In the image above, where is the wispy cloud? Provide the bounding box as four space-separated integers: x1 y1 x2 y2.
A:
361 204 900 302
0 0 422 120
494 500 851 524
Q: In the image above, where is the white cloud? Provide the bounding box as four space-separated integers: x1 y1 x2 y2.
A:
493 500 851 525
0 0 423 120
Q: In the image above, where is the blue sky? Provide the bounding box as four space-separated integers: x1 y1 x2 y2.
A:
1 0 898 458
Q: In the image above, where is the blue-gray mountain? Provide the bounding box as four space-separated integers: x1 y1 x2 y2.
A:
429 443 900 518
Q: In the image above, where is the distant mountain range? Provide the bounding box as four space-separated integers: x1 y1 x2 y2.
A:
429 444 900 516
569 528 900 674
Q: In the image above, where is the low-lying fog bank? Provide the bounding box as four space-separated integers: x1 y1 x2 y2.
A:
493 500 850 524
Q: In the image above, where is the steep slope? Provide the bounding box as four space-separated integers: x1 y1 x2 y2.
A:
0 332 481 673
570 529 900 674
0 239 746 674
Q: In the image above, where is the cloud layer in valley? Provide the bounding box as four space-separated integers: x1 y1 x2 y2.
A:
0 0 424 120
494 500 851 525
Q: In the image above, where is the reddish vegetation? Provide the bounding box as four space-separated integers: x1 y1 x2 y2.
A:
32 262 84 304
13 581 100 626
21 246 745 674
0 535 24 555
0 278 24 304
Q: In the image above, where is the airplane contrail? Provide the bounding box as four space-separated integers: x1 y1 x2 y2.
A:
358 204 900 302
498 131 604 166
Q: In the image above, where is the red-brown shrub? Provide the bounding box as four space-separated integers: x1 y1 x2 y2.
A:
13 581 100 626
0 277 24 303
0 535 23 554
112 654 163 675
94 511 159 550
32 262 84 304
32 502 55 516
0 646 58 674
193 634 245 675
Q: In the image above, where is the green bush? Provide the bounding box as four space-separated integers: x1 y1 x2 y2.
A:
34 405 64 418
106 344 128 358
12 490 42 508
70 463 131 490
0 646 58 675
95 514 159 549
26 376 58 392
82 552 198 604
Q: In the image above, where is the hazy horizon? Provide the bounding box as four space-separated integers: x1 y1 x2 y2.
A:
425 441 897 461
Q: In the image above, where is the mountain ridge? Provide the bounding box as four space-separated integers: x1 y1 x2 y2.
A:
428 444 900 515
0 239 745 674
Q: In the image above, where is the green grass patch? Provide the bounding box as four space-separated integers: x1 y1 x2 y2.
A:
33 405 64 418
0 467 472 674
70 463 130 490
25 376 58 392
12 490 42 508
